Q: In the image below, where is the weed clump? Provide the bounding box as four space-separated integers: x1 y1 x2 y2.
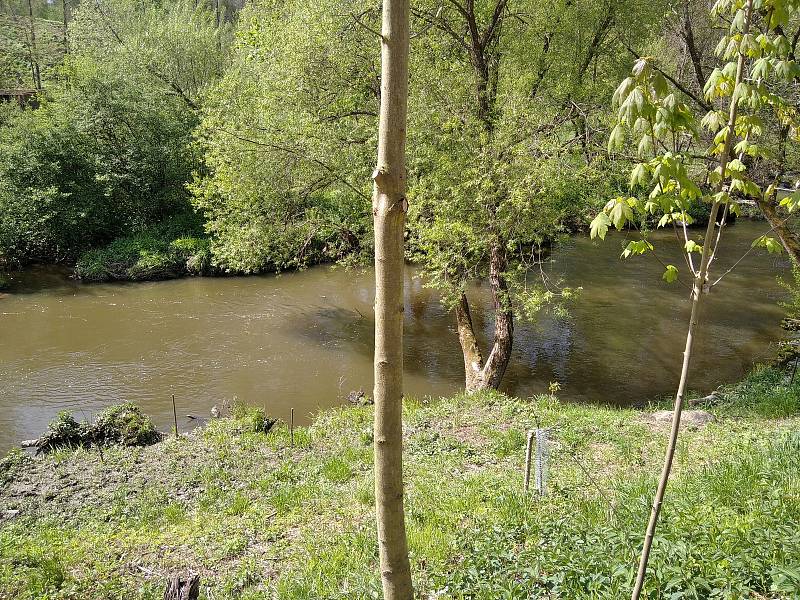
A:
92 403 162 446
230 401 276 435
34 404 161 453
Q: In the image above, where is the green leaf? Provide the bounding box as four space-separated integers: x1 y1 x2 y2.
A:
743 180 762 198
612 77 634 107
703 68 723 100
609 198 634 230
713 126 730 145
712 191 731 204
632 58 650 79
637 135 653 157
727 158 746 172
652 72 668 97
714 36 728 57
685 240 703 253
752 235 783 254
751 57 771 79
608 123 624 153
621 239 654 258
590 212 612 240
663 264 679 283
779 191 800 212
629 163 648 189
701 110 724 132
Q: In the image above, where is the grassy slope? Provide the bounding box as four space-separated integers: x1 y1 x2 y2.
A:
0 367 798 599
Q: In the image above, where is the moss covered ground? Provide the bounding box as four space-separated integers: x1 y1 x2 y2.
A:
0 367 798 599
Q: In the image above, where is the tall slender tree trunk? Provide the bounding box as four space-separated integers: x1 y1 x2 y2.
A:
62 0 69 54
27 0 42 89
681 0 705 91
372 0 412 596
630 0 753 596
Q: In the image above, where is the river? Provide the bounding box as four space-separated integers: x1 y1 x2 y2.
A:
0 220 790 451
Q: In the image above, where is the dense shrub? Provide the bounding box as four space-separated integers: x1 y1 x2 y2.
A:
75 214 212 282
0 0 227 269
0 70 197 266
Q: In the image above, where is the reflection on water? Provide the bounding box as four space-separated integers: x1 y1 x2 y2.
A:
0 220 790 450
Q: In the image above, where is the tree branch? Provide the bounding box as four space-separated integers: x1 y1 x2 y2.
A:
213 127 371 202
481 0 509 49
350 11 383 40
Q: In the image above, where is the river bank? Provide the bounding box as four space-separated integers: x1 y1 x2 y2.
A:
3 204 765 289
1 366 798 599
0 220 790 451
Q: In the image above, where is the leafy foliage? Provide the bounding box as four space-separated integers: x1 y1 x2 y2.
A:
594 0 800 286
191 0 376 273
0 0 226 269
0 63 196 265
75 214 211 282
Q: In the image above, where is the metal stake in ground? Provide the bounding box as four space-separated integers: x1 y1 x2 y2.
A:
535 428 548 496
290 407 294 447
172 394 179 439
524 430 534 492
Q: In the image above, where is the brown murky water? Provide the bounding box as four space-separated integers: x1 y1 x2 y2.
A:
0 220 790 450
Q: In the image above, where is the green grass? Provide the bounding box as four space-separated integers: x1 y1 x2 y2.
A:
0 367 798 599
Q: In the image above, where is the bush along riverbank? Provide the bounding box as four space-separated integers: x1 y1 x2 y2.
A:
74 214 213 283
1 367 798 599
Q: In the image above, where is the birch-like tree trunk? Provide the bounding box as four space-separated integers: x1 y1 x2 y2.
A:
630 0 754 597
372 0 413 597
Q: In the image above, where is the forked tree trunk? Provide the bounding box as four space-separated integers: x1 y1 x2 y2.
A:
372 0 413 597
455 242 514 392
630 0 753 597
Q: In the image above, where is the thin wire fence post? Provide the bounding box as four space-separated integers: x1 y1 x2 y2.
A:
172 394 179 439
290 408 294 448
